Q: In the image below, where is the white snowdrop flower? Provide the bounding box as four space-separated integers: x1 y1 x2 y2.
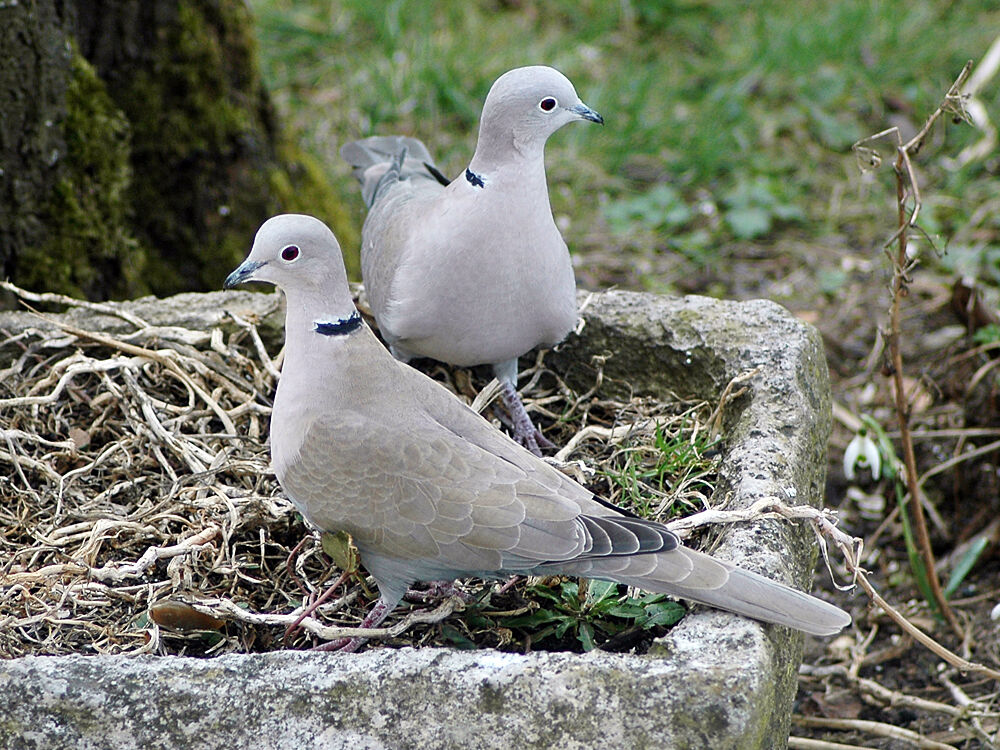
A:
844 430 881 481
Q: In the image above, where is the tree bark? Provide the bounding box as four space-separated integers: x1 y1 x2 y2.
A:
0 1 75 293
1 0 337 302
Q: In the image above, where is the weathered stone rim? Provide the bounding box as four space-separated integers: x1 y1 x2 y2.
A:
0 288 833 750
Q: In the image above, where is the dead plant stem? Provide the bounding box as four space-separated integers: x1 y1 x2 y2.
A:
882 64 972 639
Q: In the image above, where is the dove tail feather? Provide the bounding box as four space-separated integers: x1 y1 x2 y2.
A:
604 547 851 636
367 147 408 208
340 136 445 207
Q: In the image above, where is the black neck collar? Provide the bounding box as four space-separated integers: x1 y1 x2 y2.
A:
314 310 363 336
465 167 485 188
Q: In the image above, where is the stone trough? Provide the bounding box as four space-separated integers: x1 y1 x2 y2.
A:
0 289 834 750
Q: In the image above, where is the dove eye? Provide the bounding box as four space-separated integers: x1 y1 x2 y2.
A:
280 245 300 262
539 97 557 112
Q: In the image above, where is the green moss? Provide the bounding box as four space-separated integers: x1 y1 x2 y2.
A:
118 0 274 294
104 0 349 294
26 52 147 300
20 1 346 300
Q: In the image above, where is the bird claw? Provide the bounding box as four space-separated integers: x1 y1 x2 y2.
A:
404 580 475 604
284 568 352 642
310 635 364 653
308 597 391 653
498 378 552 456
513 424 555 457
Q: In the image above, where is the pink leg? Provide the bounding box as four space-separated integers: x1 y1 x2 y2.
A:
493 575 520 596
284 536 311 593
403 580 475 604
498 379 554 456
311 597 392 653
284 569 352 643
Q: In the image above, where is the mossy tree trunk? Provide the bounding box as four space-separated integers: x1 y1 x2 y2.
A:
1 0 346 302
0 1 97 297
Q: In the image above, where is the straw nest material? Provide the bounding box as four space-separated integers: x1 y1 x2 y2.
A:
0 283 717 657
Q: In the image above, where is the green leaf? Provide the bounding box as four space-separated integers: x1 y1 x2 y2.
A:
771 202 806 221
817 268 848 295
809 107 863 150
529 625 557 643
944 537 990 598
896 483 942 619
605 603 647 619
972 323 1000 346
578 621 597 652
603 184 693 234
725 206 772 239
527 585 564 605
558 580 580 604
642 602 686 628
502 609 565 628
440 624 477 650
321 530 357 572
462 613 494 630
585 579 620 607
555 618 577 639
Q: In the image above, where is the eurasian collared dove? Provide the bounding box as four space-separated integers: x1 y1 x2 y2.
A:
225 214 851 652
341 65 604 456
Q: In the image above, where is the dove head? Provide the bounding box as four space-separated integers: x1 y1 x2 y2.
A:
473 65 602 166
225 214 356 321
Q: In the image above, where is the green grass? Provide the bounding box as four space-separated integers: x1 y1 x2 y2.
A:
249 0 1000 287
598 420 718 520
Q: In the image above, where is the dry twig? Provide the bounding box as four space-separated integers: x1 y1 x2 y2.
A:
0 281 719 656
852 62 974 638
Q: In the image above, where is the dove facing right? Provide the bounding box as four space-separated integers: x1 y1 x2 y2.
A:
225 214 852 652
341 65 604 456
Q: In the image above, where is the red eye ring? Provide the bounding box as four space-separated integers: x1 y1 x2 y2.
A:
539 97 557 112
281 245 300 261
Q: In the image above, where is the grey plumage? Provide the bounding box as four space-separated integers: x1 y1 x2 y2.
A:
225 214 851 650
341 66 604 455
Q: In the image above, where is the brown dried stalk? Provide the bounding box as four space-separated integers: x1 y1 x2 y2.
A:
852 62 973 639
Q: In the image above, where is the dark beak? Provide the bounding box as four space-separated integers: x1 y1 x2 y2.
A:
224 259 265 289
569 102 604 125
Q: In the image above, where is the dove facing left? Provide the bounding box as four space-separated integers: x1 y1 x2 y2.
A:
225 213 851 652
